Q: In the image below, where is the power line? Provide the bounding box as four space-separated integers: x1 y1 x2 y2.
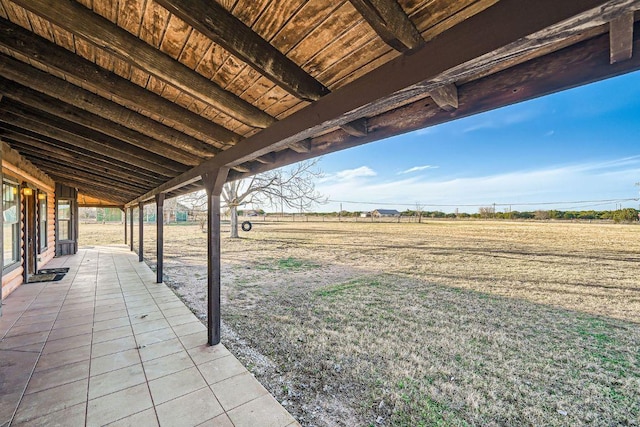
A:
327 197 639 208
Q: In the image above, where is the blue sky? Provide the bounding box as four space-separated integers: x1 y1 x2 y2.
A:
313 70 640 213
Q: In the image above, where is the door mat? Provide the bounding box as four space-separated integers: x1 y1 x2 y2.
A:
37 267 70 274
27 273 65 283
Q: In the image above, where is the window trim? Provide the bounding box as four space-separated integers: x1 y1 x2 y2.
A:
3 176 21 272
38 191 48 253
57 198 73 242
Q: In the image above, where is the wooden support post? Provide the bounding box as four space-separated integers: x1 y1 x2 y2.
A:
155 194 165 283
138 202 144 262
129 207 134 252
610 12 634 64
0 139 3 316
122 207 127 245
202 167 230 346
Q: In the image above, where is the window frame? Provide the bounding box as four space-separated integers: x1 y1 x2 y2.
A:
57 199 72 242
38 192 48 253
3 176 21 272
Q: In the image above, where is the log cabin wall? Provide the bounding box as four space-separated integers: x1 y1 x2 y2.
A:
1 141 55 299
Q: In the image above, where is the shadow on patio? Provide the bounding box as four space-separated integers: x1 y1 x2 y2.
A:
0 246 299 427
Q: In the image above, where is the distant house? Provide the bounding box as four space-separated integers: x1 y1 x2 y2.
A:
372 209 400 217
360 211 371 218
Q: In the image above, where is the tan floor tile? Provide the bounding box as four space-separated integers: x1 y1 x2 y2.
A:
52 314 94 329
172 321 206 337
130 311 164 325
227 394 296 427
13 378 88 424
92 334 137 358
187 343 232 365
42 333 92 354
26 360 90 394
87 383 153 427
148 366 208 405
11 401 86 427
161 306 193 318
89 363 146 400
0 391 23 425
138 337 184 362
56 308 94 320
15 312 57 326
0 331 49 350
105 408 159 427
198 355 248 385
143 351 194 381
135 327 177 347
211 372 269 411
196 413 235 427
94 303 127 314
94 309 129 322
0 350 40 395
155 387 223 427
35 345 91 372
91 348 140 376
47 323 93 341
166 313 199 327
93 324 133 344
132 318 170 335
5 320 54 337
93 316 131 332
179 331 208 349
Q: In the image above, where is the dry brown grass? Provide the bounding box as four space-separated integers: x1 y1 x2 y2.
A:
79 220 640 426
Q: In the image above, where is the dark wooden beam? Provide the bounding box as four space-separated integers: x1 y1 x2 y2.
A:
131 0 634 205
430 84 459 111
0 78 202 166
0 102 187 176
129 207 134 252
254 153 275 164
48 175 138 202
138 202 144 262
286 140 311 153
0 126 167 183
341 118 368 137
348 0 423 51
9 2 275 129
156 0 329 102
0 17 242 147
202 167 230 346
28 158 150 194
0 54 220 158
228 23 640 180
610 12 634 63
156 193 165 284
5 138 163 187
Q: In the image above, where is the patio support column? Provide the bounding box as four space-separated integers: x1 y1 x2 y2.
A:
129 206 134 251
155 193 165 283
122 207 127 245
138 201 144 262
202 167 229 346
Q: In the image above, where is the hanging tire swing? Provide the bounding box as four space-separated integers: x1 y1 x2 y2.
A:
241 221 252 232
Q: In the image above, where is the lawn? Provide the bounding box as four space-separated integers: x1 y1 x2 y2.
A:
79 219 640 426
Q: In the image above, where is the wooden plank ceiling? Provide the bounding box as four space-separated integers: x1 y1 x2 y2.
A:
0 0 638 206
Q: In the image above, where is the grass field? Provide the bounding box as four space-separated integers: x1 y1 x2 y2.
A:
79 220 640 426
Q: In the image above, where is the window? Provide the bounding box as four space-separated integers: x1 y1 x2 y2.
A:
58 200 71 241
39 193 47 252
3 179 20 268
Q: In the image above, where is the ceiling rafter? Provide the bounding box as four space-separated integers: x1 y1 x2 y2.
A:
155 0 329 102
0 54 220 158
0 109 181 178
11 0 275 128
0 18 243 148
4 137 163 187
348 0 424 51
128 0 635 205
0 78 203 166
0 126 168 183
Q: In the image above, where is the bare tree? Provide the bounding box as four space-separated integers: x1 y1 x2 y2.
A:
223 159 326 237
415 202 424 223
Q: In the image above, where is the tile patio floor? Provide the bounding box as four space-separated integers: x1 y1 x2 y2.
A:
0 246 299 427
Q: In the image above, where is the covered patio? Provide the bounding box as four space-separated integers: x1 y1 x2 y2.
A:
0 246 298 427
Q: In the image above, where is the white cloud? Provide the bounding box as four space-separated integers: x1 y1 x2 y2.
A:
316 157 640 212
398 165 439 174
320 166 377 183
